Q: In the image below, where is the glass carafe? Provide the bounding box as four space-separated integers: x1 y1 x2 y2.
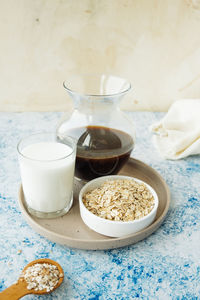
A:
57 74 135 181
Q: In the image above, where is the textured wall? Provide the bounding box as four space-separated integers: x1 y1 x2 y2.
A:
1 0 200 111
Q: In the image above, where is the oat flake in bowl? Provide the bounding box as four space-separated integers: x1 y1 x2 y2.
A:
83 179 155 222
79 175 159 237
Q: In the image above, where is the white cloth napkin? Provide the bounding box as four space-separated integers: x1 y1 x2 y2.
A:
150 99 200 159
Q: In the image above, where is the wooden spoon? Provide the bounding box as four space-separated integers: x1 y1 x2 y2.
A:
0 258 64 300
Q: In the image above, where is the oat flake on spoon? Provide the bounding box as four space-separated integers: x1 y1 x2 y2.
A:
0 258 64 299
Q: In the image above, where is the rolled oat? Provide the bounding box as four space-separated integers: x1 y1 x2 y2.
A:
20 263 63 292
82 179 155 221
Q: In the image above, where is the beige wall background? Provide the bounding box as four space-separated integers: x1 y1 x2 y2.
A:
1 0 200 112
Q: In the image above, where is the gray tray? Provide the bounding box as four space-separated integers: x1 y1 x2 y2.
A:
18 158 170 250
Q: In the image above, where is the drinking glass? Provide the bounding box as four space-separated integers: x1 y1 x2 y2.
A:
17 132 76 218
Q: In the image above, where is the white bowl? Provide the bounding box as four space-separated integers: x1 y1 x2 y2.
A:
79 175 159 237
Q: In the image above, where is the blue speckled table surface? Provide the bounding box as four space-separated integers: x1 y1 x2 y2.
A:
0 112 200 300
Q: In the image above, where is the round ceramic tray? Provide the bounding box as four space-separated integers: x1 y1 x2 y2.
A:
18 158 170 250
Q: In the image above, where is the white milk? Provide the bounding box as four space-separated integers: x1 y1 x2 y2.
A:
19 142 75 213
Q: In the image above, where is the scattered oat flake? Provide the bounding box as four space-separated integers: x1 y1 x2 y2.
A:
83 179 155 221
17 250 22 255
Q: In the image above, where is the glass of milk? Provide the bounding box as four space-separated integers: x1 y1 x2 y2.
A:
17 132 76 218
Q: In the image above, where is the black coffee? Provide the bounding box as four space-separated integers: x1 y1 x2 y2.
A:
60 126 134 181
